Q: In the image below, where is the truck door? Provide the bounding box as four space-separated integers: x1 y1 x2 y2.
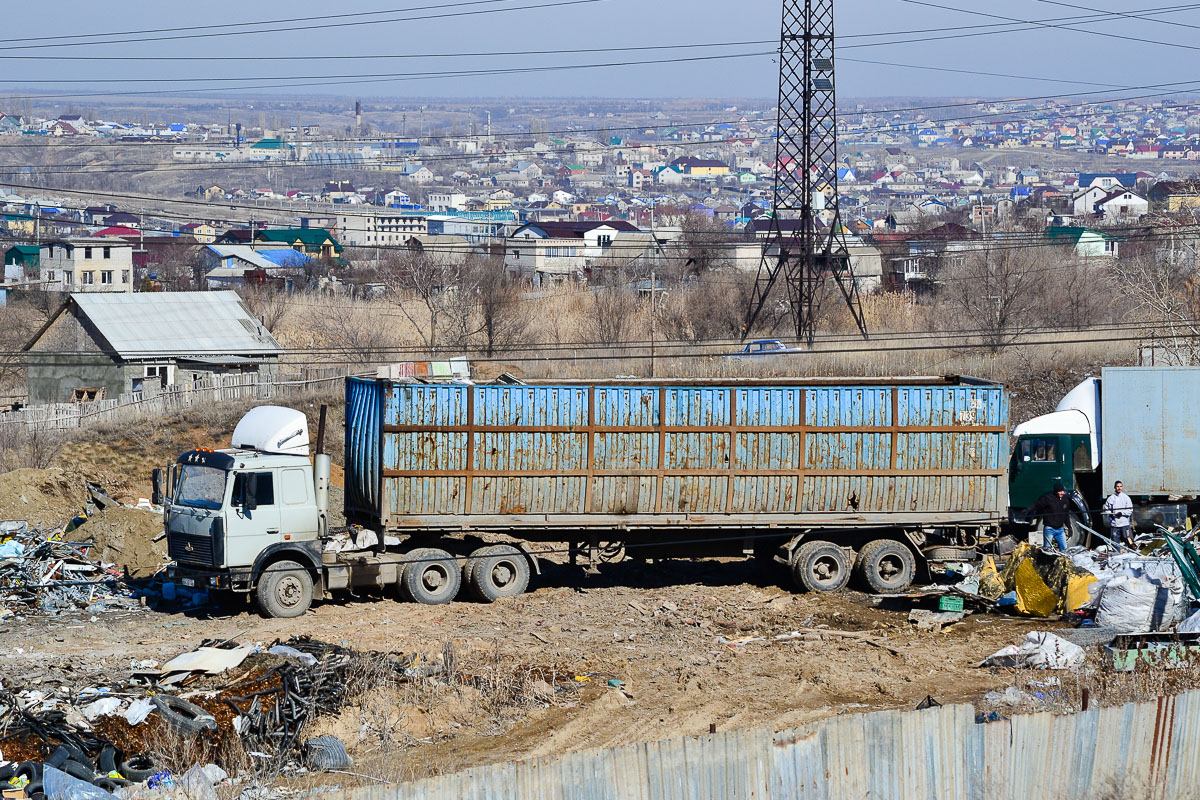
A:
277 467 319 540
1009 434 1072 509
226 470 282 566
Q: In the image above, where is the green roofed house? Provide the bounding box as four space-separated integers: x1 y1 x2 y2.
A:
5 245 40 271
250 138 291 151
1044 225 1121 258
254 228 343 260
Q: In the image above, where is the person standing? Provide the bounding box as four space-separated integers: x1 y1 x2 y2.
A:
1029 482 1072 552
1104 480 1134 547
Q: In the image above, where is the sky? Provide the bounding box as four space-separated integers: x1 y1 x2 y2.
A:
0 0 1195 102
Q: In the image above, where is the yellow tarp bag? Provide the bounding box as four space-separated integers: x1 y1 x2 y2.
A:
1064 572 1098 612
1013 557 1058 617
978 555 1005 601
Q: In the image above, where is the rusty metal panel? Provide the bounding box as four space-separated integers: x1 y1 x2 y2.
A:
385 432 466 471
730 476 798 513
660 476 727 514
805 432 891 470
384 383 467 427
736 432 803 470
805 386 891 427
593 432 658 469
472 431 585 472
735 386 803 426
471 476 585 514
594 386 659 427
663 432 728 470
473 385 588 427
664 386 729 426
384 476 464 516
590 476 657 514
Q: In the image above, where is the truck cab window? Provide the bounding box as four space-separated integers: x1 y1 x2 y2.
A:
1021 438 1057 462
232 472 275 507
175 465 226 510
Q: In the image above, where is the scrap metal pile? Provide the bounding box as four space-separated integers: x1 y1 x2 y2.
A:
0 521 139 617
0 636 432 799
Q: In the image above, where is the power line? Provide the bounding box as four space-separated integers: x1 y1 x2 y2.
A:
0 0 607 53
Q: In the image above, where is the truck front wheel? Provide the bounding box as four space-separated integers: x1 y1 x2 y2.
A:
855 539 915 593
256 560 313 618
790 541 851 593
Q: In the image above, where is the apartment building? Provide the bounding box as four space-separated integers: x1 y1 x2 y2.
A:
39 238 135 292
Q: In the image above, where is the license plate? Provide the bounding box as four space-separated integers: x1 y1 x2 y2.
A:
180 577 195 587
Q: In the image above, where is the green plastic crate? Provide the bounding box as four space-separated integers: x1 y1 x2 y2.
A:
938 595 965 612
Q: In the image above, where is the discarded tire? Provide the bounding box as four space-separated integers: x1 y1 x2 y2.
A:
305 735 353 771
118 755 158 783
790 540 851 593
97 746 118 776
469 544 530 602
855 539 916 593
256 559 314 618
151 694 218 736
400 548 461 605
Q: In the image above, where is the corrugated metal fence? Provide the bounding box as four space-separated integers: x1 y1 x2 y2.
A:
0 369 346 430
337 691 1200 799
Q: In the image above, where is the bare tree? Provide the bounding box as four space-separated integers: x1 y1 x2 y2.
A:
939 244 1045 352
1114 249 1200 364
239 285 291 333
382 248 476 350
469 257 531 356
309 295 396 365
586 268 640 345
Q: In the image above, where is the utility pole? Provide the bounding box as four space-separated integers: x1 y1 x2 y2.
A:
742 0 867 346
649 268 656 378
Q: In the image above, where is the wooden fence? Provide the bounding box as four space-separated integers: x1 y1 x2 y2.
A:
0 369 347 431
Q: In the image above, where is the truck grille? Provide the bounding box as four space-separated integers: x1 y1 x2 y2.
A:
168 532 215 566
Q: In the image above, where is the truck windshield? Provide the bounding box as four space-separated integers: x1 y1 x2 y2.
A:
175 465 227 510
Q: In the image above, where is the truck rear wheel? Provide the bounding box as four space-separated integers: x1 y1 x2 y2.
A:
790 541 851 593
401 548 461 605
469 544 531 602
855 539 915 593
256 560 313 618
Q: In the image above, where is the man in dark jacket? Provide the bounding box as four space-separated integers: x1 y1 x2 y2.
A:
1029 482 1072 551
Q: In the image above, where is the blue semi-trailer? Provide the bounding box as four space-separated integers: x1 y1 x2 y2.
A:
164 375 1009 617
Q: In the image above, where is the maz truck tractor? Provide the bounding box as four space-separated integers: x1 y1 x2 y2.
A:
162 376 1010 618
1009 366 1200 541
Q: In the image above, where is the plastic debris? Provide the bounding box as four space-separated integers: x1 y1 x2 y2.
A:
980 631 1086 669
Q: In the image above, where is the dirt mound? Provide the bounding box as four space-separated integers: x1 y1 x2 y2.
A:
0 468 91 528
72 504 167 577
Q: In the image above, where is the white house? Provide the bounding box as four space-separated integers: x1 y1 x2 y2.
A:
1094 189 1148 221
428 191 467 212
504 220 641 284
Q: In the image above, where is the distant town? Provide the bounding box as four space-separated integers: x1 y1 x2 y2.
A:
0 95 1198 300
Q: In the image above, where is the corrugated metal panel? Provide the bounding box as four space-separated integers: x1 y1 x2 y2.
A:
344 378 382 525
330 690 1200 799
358 379 1009 528
70 290 281 357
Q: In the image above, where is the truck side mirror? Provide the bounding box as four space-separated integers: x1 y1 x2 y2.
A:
151 468 163 506
244 473 259 511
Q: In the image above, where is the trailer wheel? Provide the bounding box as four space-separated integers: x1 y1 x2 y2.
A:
401 548 461 605
855 539 916 594
469 544 531 602
790 540 851 593
256 559 313 618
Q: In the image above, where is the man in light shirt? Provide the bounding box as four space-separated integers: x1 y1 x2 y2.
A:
1104 480 1134 547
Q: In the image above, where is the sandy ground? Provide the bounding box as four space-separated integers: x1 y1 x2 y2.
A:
1 555 1072 784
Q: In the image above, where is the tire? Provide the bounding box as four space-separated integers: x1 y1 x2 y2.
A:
304 735 353 771
855 539 916 594
118 756 157 783
922 546 977 562
790 540 852 593
16 763 41 798
97 746 118 776
256 559 313 619
151 694 218 736
469 544 531 602
400 548 461 605
57 760 96 782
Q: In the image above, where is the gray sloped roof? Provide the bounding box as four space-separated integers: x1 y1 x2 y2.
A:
71 291 282 359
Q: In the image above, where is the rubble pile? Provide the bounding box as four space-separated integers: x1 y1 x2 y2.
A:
0 637 432 799
0 521 139 616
